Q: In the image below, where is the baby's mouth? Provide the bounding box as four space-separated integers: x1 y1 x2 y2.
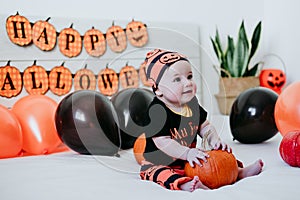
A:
182 90 193 94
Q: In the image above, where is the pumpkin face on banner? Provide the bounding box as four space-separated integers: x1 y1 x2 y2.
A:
74 68 96 91
83 27 106 57
49 65 72 96
23 64 49 95
58 25 82 57
126 20 148 47
119 65 139 89
6 12 32 46
0 63 23 98
139 61 151 87
184 150 239 189
98 67 119 96
32 18 57 51
106 24 127 53
259 69 286 94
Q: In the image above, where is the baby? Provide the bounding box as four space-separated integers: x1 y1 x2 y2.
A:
139 49 263 192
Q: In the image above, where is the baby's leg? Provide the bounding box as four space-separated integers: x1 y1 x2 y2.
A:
238 159 264 180
180 176 209 192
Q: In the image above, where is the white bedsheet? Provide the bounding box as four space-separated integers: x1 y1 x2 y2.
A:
0 115 299 200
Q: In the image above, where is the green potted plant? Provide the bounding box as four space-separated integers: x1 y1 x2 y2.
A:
211 20 262 115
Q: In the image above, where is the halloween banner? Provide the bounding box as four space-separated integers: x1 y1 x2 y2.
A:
6 12 148 57
0 61 150 98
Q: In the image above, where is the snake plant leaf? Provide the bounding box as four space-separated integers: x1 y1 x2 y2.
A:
243 62 259 77
232 21 249 77
249 21 262 62
210 37 222 63
225 36 235 76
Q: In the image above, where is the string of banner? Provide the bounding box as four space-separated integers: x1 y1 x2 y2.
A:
1 12 151 98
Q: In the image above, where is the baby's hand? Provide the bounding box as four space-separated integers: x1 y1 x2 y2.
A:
186 148 209 167
212 139 232 152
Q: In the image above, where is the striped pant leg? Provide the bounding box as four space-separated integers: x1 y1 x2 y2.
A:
140 164 192 190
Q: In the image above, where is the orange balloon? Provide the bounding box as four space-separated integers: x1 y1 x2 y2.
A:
11 95 62 155
274 81 300 136
0 104 22 158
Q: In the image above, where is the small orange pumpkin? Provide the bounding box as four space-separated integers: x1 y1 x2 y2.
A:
0 61 23 98
32 17 57 51
83 27 106 57
133 133 146 165
97 66 119 96
58 24 82 57
106 22 127 53
49 63 73 96
6 12 32 46
184 150 238 189
126 20 148 47
74 67 96 91
259 69 286 94
119 64 139 89
23 61 49 95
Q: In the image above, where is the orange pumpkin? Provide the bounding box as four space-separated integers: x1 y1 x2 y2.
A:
259 69 286 94
106 23 127 53
126 20 148 47
83 27 106 57
74 67 96 90
133 133 146 165
23 62 49 95
49 63 73 96
97 67 119 96
0 61 23 98
119 64 139 89
6 12 32 46
58 24 82 57
139 61 151 87
32 17 57 51
184 150 238 189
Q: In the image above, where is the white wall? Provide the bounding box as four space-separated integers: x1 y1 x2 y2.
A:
0 0 299 114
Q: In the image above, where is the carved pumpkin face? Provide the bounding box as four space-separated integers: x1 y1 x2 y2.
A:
83 27 106 57
49 65 72 96
74 68 96 90
58 25 82 57
6 13 32 46
126 20 148 47
184 150 238 189
119 65 139 89
32 18 57 51
139 61 151 87
0 63 23 98
259 69 286 94
106 24 127 53
23 64 49 95
98 67 119 96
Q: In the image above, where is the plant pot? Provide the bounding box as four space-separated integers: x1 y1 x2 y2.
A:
215 76 260 115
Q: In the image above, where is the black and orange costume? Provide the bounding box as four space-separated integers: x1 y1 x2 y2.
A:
140 96 208 190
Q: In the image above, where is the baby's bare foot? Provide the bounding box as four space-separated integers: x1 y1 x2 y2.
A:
238 159 264 179
180 176 209 192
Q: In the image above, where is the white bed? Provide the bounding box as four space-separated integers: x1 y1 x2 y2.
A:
1 115 299 200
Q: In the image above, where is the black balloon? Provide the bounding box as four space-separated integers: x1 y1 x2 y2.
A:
111 88 154 149
55 90 120 156
229 87 278 144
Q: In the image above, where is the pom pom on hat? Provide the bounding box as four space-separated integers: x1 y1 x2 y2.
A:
144 49 189 88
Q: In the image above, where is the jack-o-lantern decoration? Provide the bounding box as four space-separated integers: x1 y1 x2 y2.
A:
259 69 286 94
83 27 106 57
139 61 151 87
106 22 127 53
23 61 49 95
74 66 96 90
126 20 148 47
119 64 139 89
49 63 72 96
58 24 82 57
6 12 32 46
98 66 119 96
184 150 239 189
32 17 57 51
0 61 23 98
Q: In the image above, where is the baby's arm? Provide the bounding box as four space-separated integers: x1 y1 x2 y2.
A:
153 136 209 167
199 120 231 152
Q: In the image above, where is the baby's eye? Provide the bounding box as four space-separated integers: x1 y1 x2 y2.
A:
187 74 193 80
173 77 181 82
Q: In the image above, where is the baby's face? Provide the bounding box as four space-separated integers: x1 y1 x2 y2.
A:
157 60 197 106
